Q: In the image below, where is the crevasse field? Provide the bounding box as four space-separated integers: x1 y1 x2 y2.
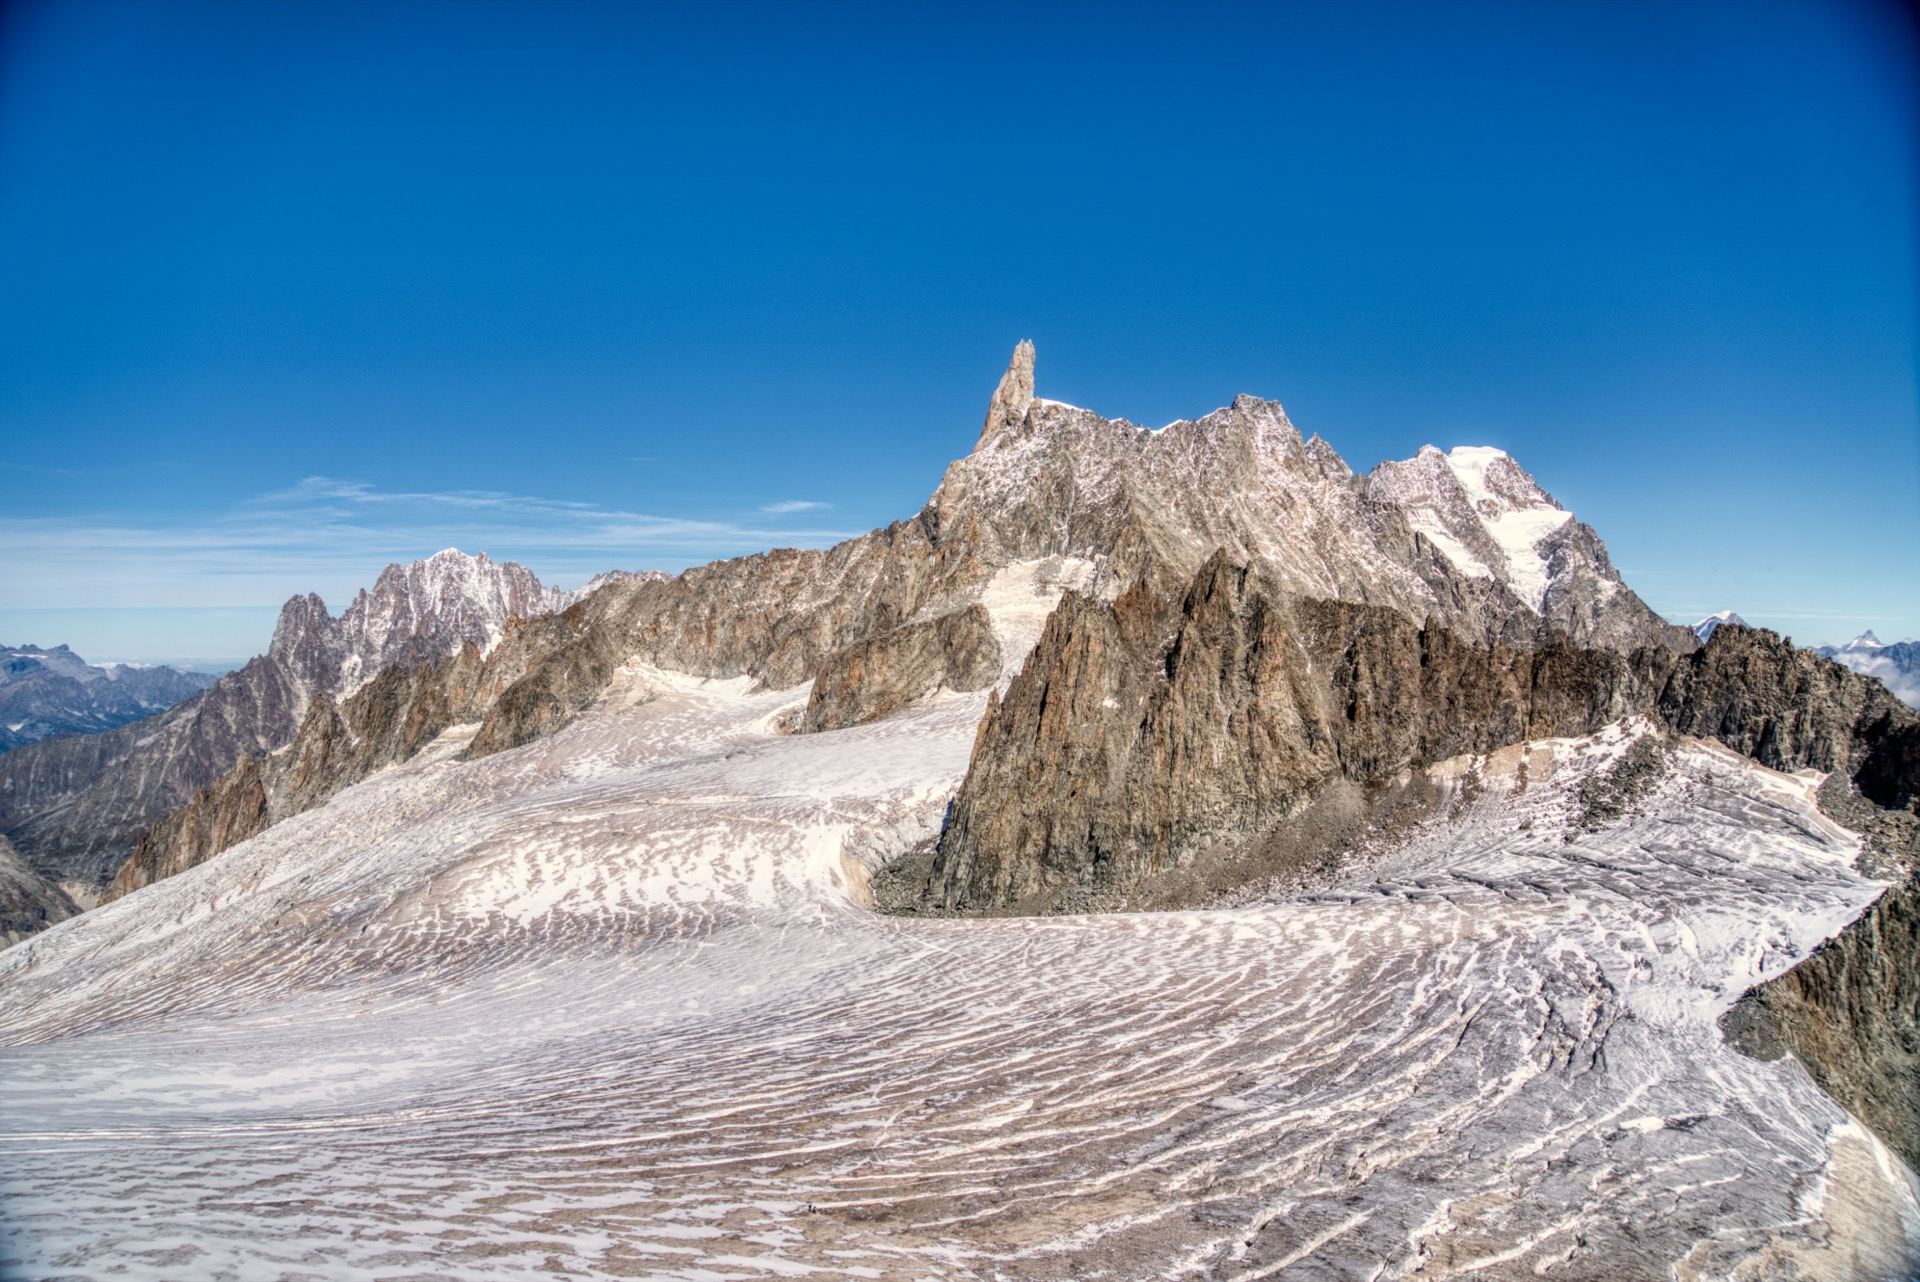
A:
3 568 1917 1281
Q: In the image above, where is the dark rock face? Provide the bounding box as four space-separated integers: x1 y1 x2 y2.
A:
0 552 574 907
1724 776 1920 1171
0 645 216 754
931 568 1918 912
0 835 78 945
803 606 999 734
931 554 1647 909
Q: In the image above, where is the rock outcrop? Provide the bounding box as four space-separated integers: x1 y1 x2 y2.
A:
0 835 78 946
1724 777 1920 1171
977 339 1035 447
931 568 1917 912
802 605 1000 733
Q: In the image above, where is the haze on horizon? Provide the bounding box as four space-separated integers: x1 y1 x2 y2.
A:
1 0 1914 669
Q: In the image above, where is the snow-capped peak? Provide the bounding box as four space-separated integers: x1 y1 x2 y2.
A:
1692 611 1748 643
1844 631 1885 651
1367 445 1575 614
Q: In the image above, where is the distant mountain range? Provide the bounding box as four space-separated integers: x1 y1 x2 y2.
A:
0 645 216 753
1691 616 1919 711
0 550 644 900
1813 632 1920 709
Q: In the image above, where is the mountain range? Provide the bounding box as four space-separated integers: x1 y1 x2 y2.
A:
0 550 638 902
1816 631 1920 710
2 347 1916 1277
0 645 215 753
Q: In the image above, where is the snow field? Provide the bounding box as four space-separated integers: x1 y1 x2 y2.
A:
1 674 1916 1279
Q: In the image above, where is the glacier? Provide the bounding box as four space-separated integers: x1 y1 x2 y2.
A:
2 565 1916 1280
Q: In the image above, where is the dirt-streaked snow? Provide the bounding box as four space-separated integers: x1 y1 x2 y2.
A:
2 660 1916 1278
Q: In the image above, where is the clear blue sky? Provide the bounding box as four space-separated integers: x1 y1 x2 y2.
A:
2 0 1915 668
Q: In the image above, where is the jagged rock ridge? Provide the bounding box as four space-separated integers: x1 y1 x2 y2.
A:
931 563 1917 912
0 551 587 902
106 344 1687 905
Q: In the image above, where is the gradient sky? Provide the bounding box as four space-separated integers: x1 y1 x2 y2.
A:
2 0 1915 668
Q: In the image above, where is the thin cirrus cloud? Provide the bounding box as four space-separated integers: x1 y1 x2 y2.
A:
759 500 831 514
0 476 862 610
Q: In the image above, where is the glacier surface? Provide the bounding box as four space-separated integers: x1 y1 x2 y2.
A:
2 587 1917 1279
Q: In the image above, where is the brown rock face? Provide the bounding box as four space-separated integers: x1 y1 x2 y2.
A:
932 555 1918 912
932 553 1647 909
803 606 1000 734
977 339 1035 448
105 643 497 902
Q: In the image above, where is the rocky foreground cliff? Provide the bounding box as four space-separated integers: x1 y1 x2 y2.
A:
930 554 1916 912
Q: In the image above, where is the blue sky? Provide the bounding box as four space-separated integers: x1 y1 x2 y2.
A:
1 0 1915 668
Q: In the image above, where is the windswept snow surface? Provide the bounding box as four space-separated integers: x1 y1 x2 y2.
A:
2 667 1917 1278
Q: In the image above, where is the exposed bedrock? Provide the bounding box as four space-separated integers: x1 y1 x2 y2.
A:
105 643 498 902
0 835 78 946
1725 778 1920 1171
932 554 1919 912
802 606 999 734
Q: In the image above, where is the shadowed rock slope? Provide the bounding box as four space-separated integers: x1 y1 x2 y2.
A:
0 835 78 945
1725 776 1920 1171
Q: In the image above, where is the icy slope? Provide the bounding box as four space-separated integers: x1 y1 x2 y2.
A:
1 668 1915 1278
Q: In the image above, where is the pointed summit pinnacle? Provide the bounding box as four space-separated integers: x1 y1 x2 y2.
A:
977 340 1036 448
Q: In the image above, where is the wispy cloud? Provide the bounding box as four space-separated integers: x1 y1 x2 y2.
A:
759 499 831 514
0 476 863 610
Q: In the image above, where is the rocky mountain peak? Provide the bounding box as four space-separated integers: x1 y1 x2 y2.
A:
925 351 1680 655
1367 445 1575 614
977 340 1036 448
326 549 573 695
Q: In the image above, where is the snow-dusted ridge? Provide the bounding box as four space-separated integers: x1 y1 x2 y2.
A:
1367 444 1578 613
